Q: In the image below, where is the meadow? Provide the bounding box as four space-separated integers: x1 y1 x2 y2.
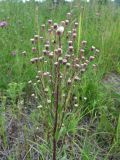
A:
0 0 120 159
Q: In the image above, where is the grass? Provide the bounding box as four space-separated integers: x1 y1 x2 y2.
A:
0 0 120 159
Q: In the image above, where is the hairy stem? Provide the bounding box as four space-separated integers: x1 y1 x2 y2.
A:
53 62 60 160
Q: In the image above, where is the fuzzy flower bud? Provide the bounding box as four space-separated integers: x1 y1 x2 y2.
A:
81 40 87 46
45 44 50 51
69 46 74 52
53 23 58 30
67 12 71 18
58 57 63 63
41 24 45 30
57 48 62 56
66 63 71 68
43 50 47 56
81 56 85 61
74 22 78 28
48 52 54 58
65 20 69 26
34 35 39 40
74 76 80 82
61 21 65 26
30 38 35 44
28 80 32 84
67 78 72 85
85 60 89 64
32 47 37 53
62 59 67 65
91 46 95 51
72 33 77 39
48 19 52 25
56 26 64 36
72 28 77 33
68 40 73 46
89 56 95 61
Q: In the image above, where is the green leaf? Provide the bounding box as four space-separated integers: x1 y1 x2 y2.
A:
97 113 114 133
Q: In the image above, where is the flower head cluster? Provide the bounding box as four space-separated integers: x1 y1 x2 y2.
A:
28 12 99 113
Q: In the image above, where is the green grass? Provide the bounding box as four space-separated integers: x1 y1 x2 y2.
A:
0 0 120 159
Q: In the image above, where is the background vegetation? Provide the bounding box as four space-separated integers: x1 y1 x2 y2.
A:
0 0 120 159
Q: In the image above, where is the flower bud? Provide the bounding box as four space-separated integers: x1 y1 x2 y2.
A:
30 57 38 64
38 56 44 62
89 56 95 61
30 38 35 44
65 20 69 26
40 36 43 41
96 49 100 53
31 93 35 97
44 60 48 64
83 63 88 68
68 40 73 46
58 57 63 63
54 62 59 66
45 44 50 51
74 96 77 100
44 88 49 93
90 46 95 51
61 21 65 26
65 54 71 59
74 104 78 107
57 48 62 56
34 35 39 40
74 22 78 28
53 23 58 30
66 63 71 68
81 68 86 73
37 105 43 109
56 26 64 36
81 40 87 46
41 24 45 30
93 64 97 68
53 49 58 56
67 12 71 19
72 28 76 33
95 49 100 55
36 76 39 79
43 72 49 77
48 19 52 25
80 49 85 54
85 60 89 64
62 59 67 65
52 39 56 44
81 56 85 61
72 33 77 39
48 28 52 34
48 52 54 58
67 78 72 85
37 80 40 83
60 75 63 79
33 83 36 86
74 64 80 69
38 70 41 74
28 80 32 84
32 47 37 53
69 46 74 52
43 50 47 56
74 76 80 81
47 99 51 104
